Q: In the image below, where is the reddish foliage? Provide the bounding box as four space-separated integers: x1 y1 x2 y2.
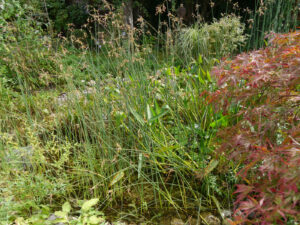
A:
211 31 300 224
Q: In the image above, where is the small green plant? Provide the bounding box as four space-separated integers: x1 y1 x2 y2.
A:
13 198 106 225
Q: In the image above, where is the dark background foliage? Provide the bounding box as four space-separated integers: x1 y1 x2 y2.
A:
35 0 257 34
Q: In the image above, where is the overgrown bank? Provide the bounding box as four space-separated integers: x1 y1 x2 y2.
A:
0 0 299 224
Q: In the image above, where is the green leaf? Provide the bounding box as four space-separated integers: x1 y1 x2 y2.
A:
166 67 172 76
198 55 203 64
197 69 205 85
149 105 170 123
212 196 223 220
81 198 99 212
128 105 145 126
154 100 161 115
203 159 219 178
138 153 143 180
206 70 212 82
62 202 71 213
146 104 152 121
55 211 68 218
149 111 168 123
14 217 27 224
174 66 180 75
210 116 228 128
200 67 206 76
88 215 104 224
109 171 125 187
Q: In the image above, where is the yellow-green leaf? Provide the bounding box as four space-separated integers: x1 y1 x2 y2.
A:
81 198 99 211
54 211 68 218
203 159 219 178
89 215 104 224
109 171 125 187
62 202 71 213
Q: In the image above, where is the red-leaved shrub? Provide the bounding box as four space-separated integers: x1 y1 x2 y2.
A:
211 31 300 224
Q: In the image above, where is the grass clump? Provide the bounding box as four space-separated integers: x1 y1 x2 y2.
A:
177 15 246 63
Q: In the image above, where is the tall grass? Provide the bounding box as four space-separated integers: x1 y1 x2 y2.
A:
246 0 298 49
0 3 237 222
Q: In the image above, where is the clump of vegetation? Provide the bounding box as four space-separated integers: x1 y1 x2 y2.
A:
14 198 106 225
0 0 64 90
211 31 300 224
177 15 246 62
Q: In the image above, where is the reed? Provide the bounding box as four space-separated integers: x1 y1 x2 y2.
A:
246 0 298 49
